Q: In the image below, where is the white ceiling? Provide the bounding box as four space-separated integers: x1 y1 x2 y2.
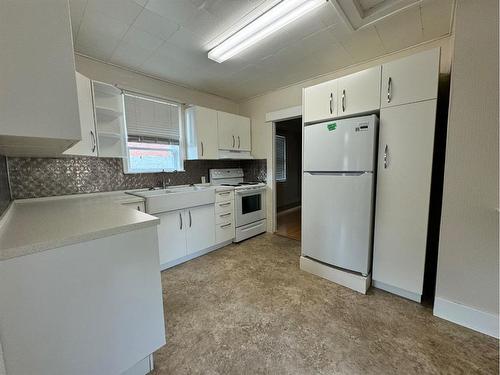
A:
70 0 454 101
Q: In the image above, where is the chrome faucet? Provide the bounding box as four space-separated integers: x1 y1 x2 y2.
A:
160 171 171 189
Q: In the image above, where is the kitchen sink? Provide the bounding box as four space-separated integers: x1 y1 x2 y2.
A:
129 185 216 214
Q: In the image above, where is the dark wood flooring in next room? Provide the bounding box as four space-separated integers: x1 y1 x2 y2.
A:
152 234 499 375
275 206 301 241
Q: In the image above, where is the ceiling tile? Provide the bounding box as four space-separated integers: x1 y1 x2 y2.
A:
85 0 144 25
133 8 179 41
110 43 157 69
121 27 164 50
375 6 424 52
145 0 199 24
420 0 453 40
133 0 148 6
337 26 386 61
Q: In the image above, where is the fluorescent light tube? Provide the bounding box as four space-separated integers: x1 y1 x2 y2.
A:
208 0 326 63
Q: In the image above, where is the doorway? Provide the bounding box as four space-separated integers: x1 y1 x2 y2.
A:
274 117 302 241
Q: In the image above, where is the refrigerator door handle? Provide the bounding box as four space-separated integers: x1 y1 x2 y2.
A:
384 144 389 169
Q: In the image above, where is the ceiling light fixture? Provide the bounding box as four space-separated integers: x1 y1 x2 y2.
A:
208 0 326 63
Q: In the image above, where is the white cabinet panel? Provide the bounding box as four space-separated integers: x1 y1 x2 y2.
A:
186 106 219 159
217 112 251 151
216 222 235 243
186 204 215 255
157 210 186 265
338 66 381 117
304 80 338 123
64 73 98 157
372 100 437 298
381 48 440 108
0 0 81 156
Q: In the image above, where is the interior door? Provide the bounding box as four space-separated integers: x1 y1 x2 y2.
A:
381 48 439 108
157 210 186 266
217 111 236 150
304 79 337 123
186 204 215 255
63 72 97 156
302 172 374 275
338 66 381 117
372 100 437 296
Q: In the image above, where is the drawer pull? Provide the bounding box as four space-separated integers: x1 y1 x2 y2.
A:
219 213 231 217
219 202 231 207
220 223 232 228
218 191 230 196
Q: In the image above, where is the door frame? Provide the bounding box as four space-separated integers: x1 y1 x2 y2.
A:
265 105 302 233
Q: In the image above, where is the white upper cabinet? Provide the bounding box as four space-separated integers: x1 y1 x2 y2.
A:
304 80 338 123
217 112 251 151
381 48 440 108
186 106 219 159
64 73 98 157
0 0 81 156
337 66 381 117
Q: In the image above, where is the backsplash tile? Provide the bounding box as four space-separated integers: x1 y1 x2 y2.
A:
0 155 11 214
8 157 267 199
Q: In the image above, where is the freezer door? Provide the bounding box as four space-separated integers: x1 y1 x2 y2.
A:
302 172 374 275
303 115 378 172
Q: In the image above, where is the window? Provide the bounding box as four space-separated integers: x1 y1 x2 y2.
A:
123 93 183 173
275 135 286 182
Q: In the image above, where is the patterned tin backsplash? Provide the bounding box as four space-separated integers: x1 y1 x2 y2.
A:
8 157 267 199
0 155 11 214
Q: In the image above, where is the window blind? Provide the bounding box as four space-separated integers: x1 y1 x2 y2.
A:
276 135 286 182
124 94 180 141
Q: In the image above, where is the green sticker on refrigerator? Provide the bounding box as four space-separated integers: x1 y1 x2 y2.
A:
327 122 337 131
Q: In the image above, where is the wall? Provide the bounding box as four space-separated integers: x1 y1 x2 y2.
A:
434 0 499 337
276 119 301 211
0 156 10 215
75 54 239 114
239 37 453 231
8 157 266 199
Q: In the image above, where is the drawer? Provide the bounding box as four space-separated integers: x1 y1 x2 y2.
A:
216 210 233 224
215 200 233 213
122 201 145 212
216 190 234 202
216 221 235 243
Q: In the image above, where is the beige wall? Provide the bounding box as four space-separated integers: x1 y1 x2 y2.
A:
435 0 499 315
75 54 239 114
239 37 453 231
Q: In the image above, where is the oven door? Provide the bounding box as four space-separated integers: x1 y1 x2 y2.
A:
235 189 266 227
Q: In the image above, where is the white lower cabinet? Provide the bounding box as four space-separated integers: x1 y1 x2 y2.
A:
157 210 187 266
186 205 215 255
157 204 215 268
372 100 437 301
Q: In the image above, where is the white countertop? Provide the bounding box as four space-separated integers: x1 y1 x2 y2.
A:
0 195 158 262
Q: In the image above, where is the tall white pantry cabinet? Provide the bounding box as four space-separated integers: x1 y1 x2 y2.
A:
372 48 440 302
302 48 441 301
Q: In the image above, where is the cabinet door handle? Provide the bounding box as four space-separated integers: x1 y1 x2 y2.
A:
189 210 192 227
342 89 346 112
329 93 333 114
232 135 235 148
90 130 96 153
201 141 204 156
221 223 232 228
179 212 183 230
137 205 141 211
238 136 240 149
384 144 389 169
387 77 392 103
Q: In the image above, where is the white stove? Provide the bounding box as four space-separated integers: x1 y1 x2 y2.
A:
210 168 267 242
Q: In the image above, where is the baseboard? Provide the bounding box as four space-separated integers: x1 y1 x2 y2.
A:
300 256 371 294
372 280 422 303
160 240 233 270
433 297 499 339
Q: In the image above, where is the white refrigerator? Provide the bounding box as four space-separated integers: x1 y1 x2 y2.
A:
302 115 378 276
